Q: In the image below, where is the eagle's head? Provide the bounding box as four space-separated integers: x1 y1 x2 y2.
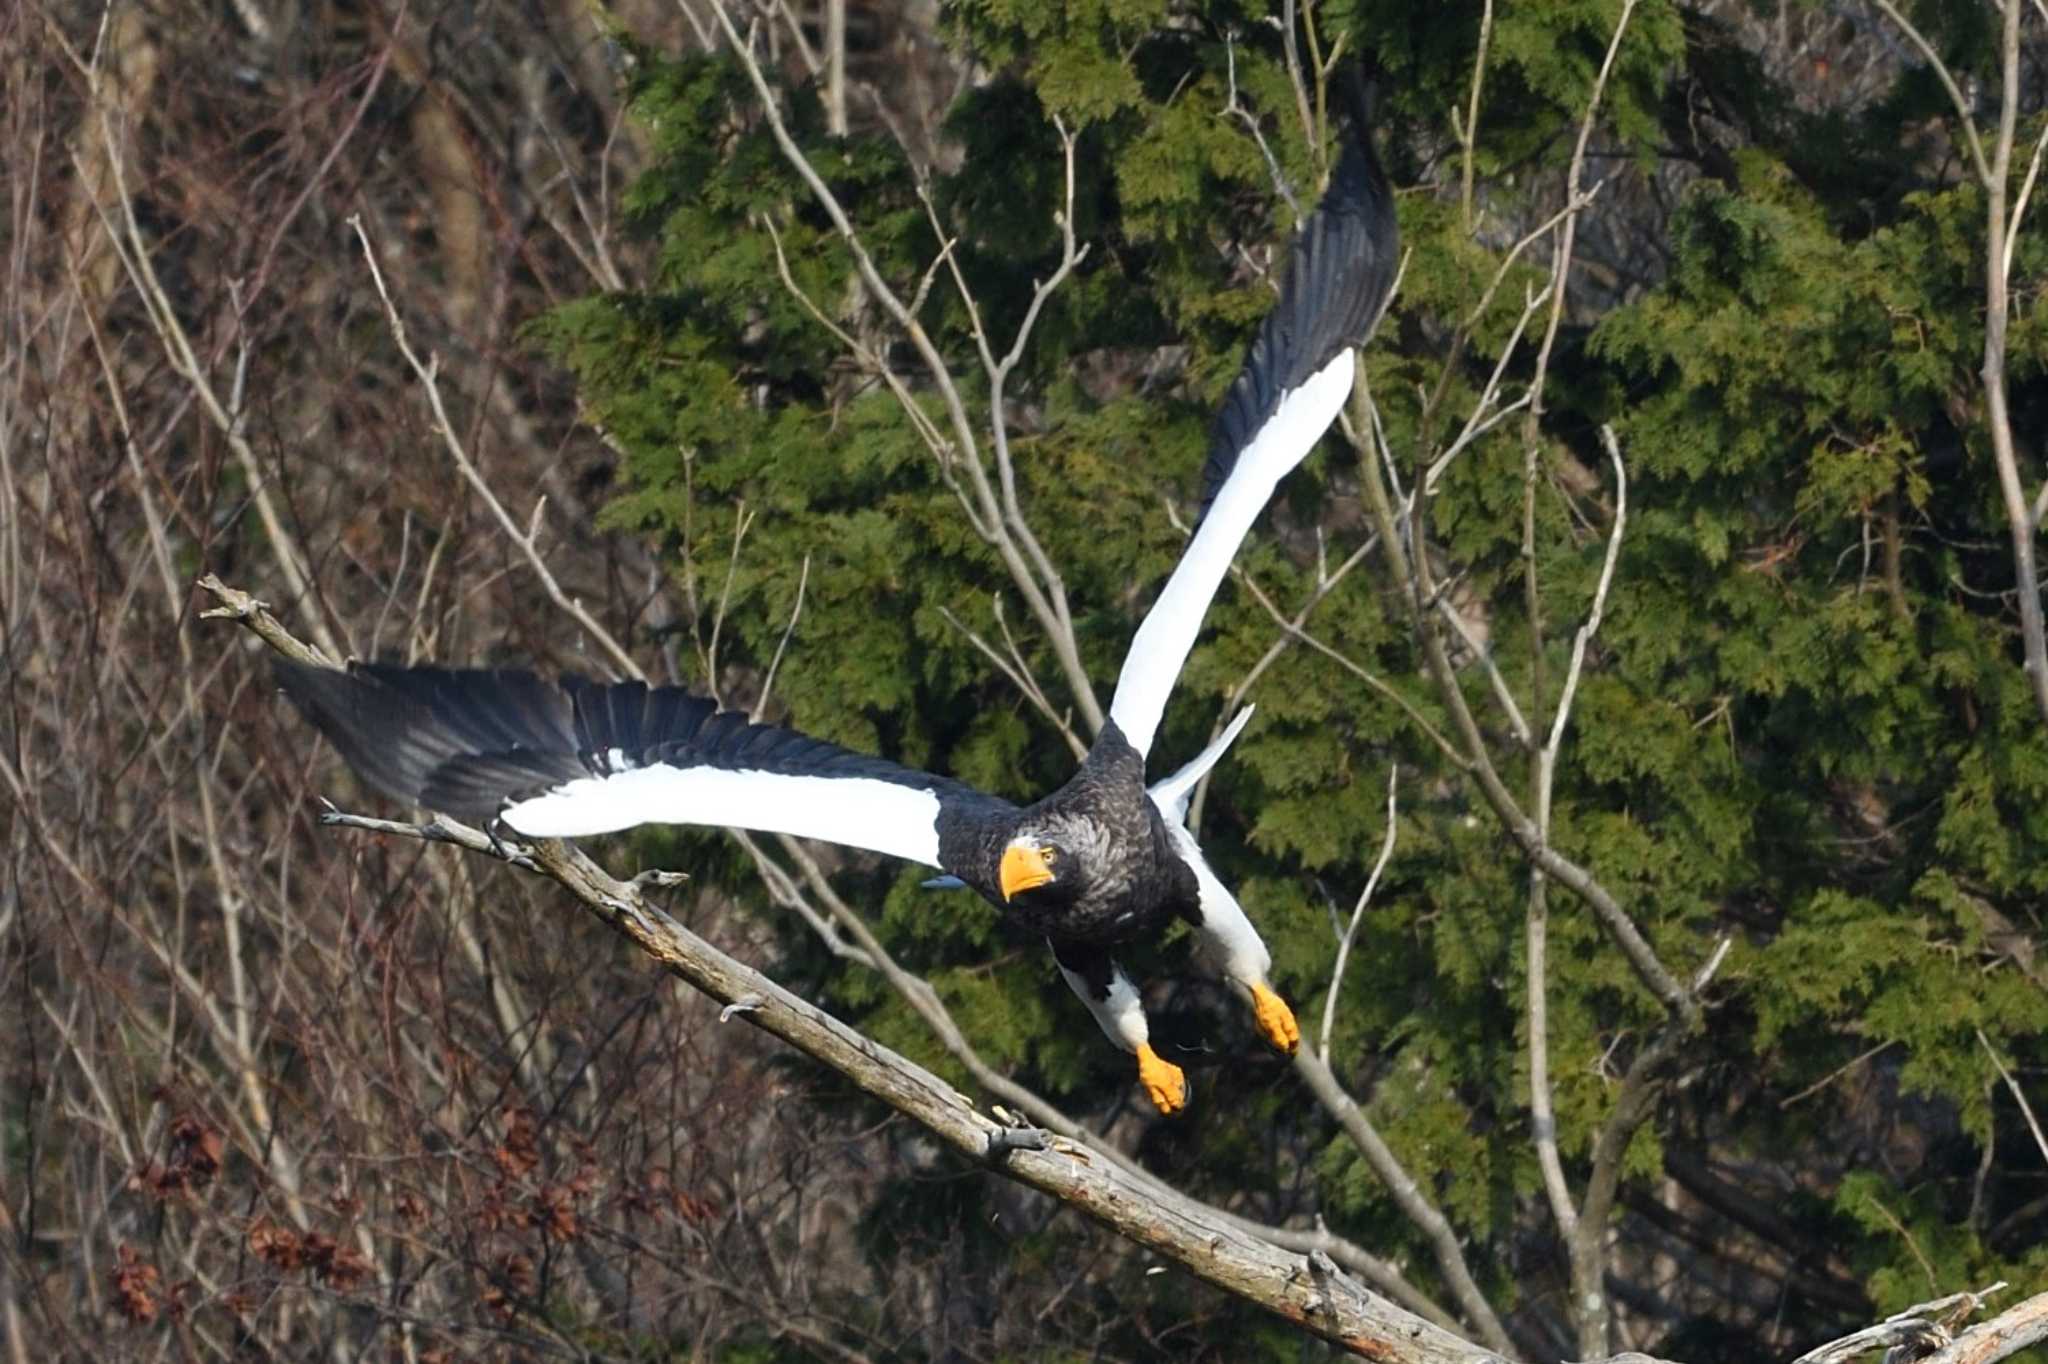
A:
998 833 1068 902
997 816 1122 906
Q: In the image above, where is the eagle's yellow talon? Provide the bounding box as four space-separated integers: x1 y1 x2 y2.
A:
1250 982 1300 1055
1136 1044 1187 1114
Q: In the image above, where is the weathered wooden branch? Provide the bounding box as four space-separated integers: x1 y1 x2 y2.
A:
1920 1291 2048 1364
1791 1283 2048 1364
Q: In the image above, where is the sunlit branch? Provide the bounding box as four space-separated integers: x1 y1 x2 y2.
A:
349 215 641 680
1318 766 1398 1062
705 0 1105 732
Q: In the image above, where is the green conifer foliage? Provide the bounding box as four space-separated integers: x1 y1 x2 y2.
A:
534 2 2048 1354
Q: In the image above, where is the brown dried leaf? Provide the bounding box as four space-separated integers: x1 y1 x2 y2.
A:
320 1243 372 1291
248 1218 304 1272
112 1244 161 1325
536 1185 579 1243
493 1107 540 1180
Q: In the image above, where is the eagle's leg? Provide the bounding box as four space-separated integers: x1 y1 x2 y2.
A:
1181 879 1302 1056
1048 939 1187 1115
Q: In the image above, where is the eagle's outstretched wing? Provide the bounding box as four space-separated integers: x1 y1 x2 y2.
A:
275 662 1014 868
1106 107 1397 760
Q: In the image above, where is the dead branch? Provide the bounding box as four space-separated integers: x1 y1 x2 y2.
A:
1290 1047 1518 1355
1918 1290 2048 1364
1319 766 1398 1062
705 0 1106 733
1868 0 2048 730
347 215 640 680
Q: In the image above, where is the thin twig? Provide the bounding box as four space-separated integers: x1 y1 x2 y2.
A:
1868 0 1992 185
1423 282 1550 495
1434 595 1530 747
1318 766 1398 1062
1457 0 1494 232
1978 1028 2048 1167
955 116 1093 697
1231 565 1465 767
1542 428 1628 758
1525 867 1577 1243
936 603 1088 760
753 552 811 723
2001 111 2048 283
1223 34 1300 219
705 504 755 695
1778 1039 1899 1109
1169 498 1382 825
1278 0 1318 165
759 214 978 527
347 215 642 681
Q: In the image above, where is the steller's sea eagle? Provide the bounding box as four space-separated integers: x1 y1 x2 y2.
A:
277 95 1396 1114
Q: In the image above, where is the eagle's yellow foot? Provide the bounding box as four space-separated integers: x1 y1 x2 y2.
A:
1135 1043 1188 1114
1250 982 1300 1055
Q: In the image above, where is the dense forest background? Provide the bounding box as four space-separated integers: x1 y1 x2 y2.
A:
4 0 2047 1359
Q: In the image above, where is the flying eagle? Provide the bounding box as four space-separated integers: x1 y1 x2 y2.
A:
277 103 1396 1115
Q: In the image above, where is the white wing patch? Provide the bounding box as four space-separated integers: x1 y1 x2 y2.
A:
1109 349 1356 759
501 763 945 867
1146 705 1255 824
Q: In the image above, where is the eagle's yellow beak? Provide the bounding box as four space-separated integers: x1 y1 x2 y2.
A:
998 844 1055 901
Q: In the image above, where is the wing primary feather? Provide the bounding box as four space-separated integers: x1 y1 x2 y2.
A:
275 661 1013 866
274 663 585 822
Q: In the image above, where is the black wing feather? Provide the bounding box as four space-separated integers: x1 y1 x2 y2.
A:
275 661 1003 825
1198 101 1397 517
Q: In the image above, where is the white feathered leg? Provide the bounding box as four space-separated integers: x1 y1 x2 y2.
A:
1049 940 1188 1114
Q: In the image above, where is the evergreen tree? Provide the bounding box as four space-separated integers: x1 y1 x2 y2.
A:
526 1 2048 1356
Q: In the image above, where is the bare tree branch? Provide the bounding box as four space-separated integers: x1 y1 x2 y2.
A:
1865 0 1993 185
348 215 641 679
1454 0 1495 232
1319 766 1398 1062
1868 0 2048 729
1977 1029 2048 1167
705 0 1105 732
1291 1048 1518 1356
